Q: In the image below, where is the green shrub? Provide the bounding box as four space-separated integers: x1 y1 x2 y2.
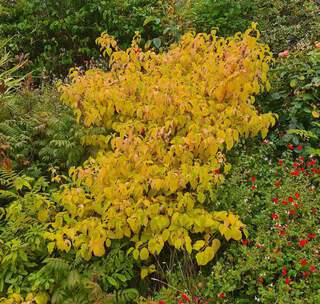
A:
0 89 92 178
0 39 24 97
0 170 138 303
252 0 320 54
180 0 253 36
181 0 320 53
258 47 320 152
0 0 179 77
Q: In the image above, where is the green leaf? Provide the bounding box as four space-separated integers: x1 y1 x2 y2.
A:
290 79 298 88
152 38 161 49
143 16 156 26
107 276 119 288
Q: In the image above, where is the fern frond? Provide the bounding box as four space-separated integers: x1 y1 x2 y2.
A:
0 168 18 187
43 257 71 274
116 288 139 304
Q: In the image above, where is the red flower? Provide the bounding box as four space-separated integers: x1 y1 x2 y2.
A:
303 271 310 278
297 145 303 151
251 176 256 183
218 293 225 299
299 156 304 161
293 162 299 168
272 213 279 220
282 266 287 276
181 294 190 302
159 301 166 304
307 159 317 167
251 185 256 190
288 144 294 150
310 265 316 273
299 239 308 247
242 239 249 246
275 180 281 187
290 170 300 176
272 198 279 204
285 277 291 285
278 159 283 166
178 301 184 304
308 233 316 239
288 196 294 203
279 230 286 237
300 258 308 266
289 209 296 215
214 169 220 174
282 200 288 205
293 203 299 209
295 192 300 199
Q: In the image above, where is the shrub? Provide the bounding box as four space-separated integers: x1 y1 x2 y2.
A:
258 46 320 152
153 143 320 303
252 0 320 53
0 169 138 303
47 25 276 277
202 147 320 303
0 39 24 97
0 0 180 77
180 0 320 53
180 0 253 37
0 89 91 178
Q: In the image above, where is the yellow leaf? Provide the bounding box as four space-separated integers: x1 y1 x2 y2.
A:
211 239 221 253
193 240 205 251
140 247 149 260
34 293 49 304
90 238 105 257
312 111 319 118
47 242 55 255
133 249 140 260
37 209 49 222
141 267 149 279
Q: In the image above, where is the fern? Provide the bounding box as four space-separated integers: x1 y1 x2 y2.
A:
0 168 18 187
115 288 139 304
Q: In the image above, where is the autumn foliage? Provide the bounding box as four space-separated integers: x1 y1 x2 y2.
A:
47 24 277 275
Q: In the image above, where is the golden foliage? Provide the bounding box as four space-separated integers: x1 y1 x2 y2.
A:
50 24 276 270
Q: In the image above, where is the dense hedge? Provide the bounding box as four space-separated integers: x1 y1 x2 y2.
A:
0 0 175 76
1 0 319 77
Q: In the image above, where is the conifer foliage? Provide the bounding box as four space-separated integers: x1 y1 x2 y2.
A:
49 25 277 273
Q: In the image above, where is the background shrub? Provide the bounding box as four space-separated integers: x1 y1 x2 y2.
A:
0 0 178 77
0 89 94 178
257 47 320 153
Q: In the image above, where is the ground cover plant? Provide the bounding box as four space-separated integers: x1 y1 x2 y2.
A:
152 144 320 303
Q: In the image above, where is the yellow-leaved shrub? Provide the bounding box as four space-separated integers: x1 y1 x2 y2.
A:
47 24 276 274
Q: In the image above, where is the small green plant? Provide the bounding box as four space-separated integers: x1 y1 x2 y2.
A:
0 39 24 97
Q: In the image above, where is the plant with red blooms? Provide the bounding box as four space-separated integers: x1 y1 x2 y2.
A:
288 144 294 151
204 148 320 303
300 259 307 266
181 294 190 303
